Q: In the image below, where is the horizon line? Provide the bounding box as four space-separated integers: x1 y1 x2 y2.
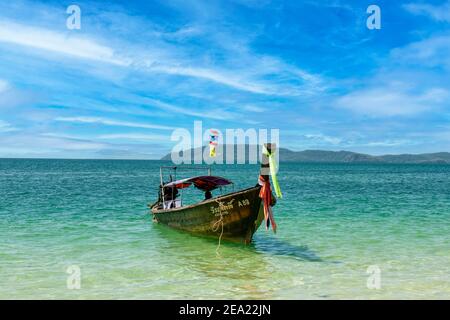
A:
1 147 450 162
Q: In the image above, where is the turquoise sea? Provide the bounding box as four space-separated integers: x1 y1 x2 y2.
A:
0 159 449 299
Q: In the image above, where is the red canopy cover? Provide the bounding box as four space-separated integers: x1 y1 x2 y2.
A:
164 175 232 191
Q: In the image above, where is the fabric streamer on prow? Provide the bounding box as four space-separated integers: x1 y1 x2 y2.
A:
258 175 277 233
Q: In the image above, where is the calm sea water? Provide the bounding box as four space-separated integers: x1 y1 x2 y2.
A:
0 159 449 299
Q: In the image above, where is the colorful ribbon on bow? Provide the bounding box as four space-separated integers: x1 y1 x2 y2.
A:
209 129 219 158
258 175 277 233
262 144 283 198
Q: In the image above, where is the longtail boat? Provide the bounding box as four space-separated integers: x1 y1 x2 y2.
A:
149 144 278 244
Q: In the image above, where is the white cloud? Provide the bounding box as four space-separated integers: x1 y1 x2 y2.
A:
0 131 168 158
0 133 106 154
142 97 237 120
241 105 266 113
54 116 175 130
336 87 449 117
150 65 274 95
404 1 450 22
365 139 415 147
391 34 450 70
43 132 169 142
0 20 129 66
0 120 17 132
0 79 10 93
334 29 450 118
0 16 325 96
97 133 169 141
141 55 326 96
304 133 342 145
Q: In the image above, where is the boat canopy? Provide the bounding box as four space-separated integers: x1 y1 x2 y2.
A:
163 175 232 191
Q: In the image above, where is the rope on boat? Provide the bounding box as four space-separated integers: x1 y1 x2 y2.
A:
211 199 224 255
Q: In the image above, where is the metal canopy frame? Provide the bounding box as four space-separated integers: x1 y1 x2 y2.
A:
159 166 212 208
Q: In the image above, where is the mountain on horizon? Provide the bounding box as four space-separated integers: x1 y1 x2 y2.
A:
161 145 450 164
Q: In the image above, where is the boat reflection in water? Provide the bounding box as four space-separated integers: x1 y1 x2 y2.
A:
150 222 275 298
150 222 324 299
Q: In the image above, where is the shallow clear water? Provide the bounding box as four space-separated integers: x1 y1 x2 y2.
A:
0 159 449 299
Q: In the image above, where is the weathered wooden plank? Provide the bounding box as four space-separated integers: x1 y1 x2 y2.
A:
151 186 264 244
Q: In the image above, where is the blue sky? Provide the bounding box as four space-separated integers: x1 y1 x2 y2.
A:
0 0 449 158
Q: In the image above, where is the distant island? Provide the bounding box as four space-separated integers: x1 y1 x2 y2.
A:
161 145 450 164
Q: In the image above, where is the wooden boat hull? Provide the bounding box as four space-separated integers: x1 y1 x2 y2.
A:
151 186 264 244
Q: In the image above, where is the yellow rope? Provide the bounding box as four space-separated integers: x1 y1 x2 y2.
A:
211 199 224 256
